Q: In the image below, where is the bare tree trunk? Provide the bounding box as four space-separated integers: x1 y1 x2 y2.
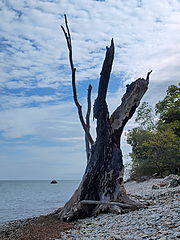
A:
85 84 92 162
58 15 151 221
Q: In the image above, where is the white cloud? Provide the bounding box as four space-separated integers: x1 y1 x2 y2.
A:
0 102 85 139
1 0 180 90
0 0 180 179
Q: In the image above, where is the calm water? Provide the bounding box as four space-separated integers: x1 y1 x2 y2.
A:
0 180 80 223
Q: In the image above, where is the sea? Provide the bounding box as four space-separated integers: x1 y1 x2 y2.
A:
0 180 80 223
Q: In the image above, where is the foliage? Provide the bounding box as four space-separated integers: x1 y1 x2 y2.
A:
156 84 180 136
135 102 156 130
127 84 180 179
127 128 156 178
142 129 180 177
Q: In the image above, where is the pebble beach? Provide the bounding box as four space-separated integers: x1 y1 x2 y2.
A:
59 178 180 240
0 177 180 240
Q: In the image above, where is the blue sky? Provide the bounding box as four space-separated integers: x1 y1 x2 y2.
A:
0 0 180 180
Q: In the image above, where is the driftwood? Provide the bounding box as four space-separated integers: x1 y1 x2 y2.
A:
57 15 152 221
80 200 134 208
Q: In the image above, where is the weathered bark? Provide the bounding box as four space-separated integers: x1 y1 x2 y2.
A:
85 84 92 162
61 15 94 146
58 16 151 221
110 70 152 148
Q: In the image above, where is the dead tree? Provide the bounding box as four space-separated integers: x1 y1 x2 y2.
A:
58 15 152 221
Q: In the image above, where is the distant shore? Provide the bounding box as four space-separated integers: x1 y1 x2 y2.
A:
0 177 179 240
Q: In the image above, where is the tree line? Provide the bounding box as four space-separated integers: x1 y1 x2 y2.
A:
127 84 180 179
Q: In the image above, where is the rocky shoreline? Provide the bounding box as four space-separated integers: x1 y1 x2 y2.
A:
0 213 75 240
59 177 180 240
0 177 180 240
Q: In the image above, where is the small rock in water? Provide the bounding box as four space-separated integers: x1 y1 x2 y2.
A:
50 180 58 184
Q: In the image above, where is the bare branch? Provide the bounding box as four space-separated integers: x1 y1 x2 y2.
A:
61 15 94 145
93 39 114 119
146 70 152 82
64 14 71 45
110 72 151 147
86 84 92 126
97 38 114 103
85 84 92 161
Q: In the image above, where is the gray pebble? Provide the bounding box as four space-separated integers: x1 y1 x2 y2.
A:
58 179 180 240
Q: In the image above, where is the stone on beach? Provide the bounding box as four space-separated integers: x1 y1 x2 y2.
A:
58 178 180 240
160 174 180 188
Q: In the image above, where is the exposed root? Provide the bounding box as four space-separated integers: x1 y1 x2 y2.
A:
93 204 122 216
58 198 146 221
80 200 133 208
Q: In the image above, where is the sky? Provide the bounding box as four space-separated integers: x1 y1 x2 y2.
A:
0 0 180 180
